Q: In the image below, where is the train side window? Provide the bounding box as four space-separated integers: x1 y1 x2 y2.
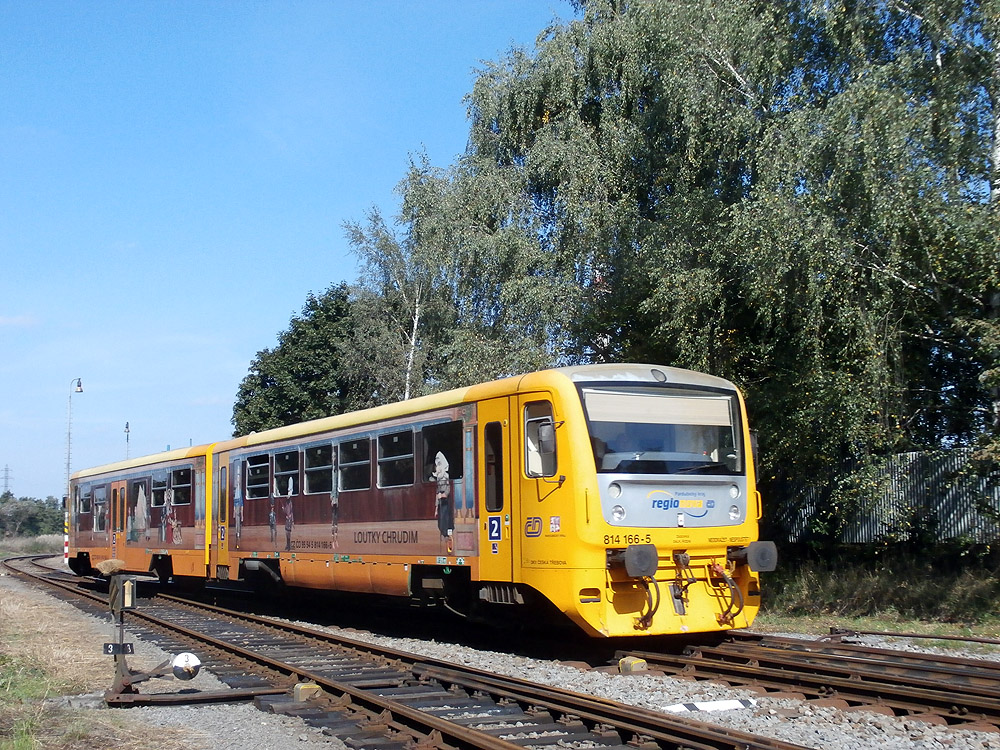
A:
378 430 414 488
421 421 464 482
94 485 108 530
171 467 192 505
274 450 299 496
129 479 150 530
305 444 333 494
524 401 557 478
246 454 270 499
485 422 504 512
130 479 149 504
339 439 371 491
151 472 168 507
218 466 228 524
77 484 93 514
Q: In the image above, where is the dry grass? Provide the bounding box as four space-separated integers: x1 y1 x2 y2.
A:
0 578 202 750
0 587 108 692
0 535 63 558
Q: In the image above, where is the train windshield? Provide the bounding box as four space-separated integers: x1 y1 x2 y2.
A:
582 387 743 476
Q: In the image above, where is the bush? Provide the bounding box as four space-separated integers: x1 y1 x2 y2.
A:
0 494 63 538
765 545 1000 624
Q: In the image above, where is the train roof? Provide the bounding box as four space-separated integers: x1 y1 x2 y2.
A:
547 363 737 390
71 443 214 482
214 363 739 451
71 363 740 478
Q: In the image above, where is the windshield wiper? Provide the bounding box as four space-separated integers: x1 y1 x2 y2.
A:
672 462 732 475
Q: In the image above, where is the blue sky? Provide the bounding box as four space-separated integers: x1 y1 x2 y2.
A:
0 1 573 500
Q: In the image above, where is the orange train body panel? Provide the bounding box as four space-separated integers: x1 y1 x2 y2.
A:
68 364 776 638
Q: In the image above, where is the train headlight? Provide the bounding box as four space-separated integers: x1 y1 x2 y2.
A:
729 484 741 499
608 482 622 499
729 504 741 521
612 504 627 522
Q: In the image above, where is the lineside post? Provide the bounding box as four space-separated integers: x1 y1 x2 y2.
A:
105 575 137 694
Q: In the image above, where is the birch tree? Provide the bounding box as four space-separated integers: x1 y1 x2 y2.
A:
461 0 998 540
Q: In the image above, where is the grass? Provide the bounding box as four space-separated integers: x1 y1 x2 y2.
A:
0 535 62 559
757 546 1000 650
0 654 58 750
0 539 199 750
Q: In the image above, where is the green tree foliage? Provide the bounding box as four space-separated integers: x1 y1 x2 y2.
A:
344 155 579 399
0 492 63 537
238 0 999 546
423 0 999 542
232 284 362 435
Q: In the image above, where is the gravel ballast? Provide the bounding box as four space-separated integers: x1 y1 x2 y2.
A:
4 570 1000 750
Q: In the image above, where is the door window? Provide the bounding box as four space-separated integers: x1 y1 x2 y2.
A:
524 401 557 478
218 466 228 524
484 421 504 512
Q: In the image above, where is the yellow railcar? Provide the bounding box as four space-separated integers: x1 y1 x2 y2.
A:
69 363 776 637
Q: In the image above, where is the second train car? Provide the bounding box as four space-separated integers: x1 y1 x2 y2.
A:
68 363 777 637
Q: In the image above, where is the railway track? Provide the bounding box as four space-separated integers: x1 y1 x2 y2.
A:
618 632 1000 731
2 555 808 750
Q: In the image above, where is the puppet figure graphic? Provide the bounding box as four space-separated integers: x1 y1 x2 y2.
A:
269 478 279 545
164 488 182 544
168 503 182 544
135 484 149 542
268 498 277 544
431 452 453 548
331 459 340 550
159 489 170 543
282 476 295 552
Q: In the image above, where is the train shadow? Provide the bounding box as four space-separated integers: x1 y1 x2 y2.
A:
161 580 730 668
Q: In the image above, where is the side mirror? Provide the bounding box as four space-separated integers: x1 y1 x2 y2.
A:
538 422 556 455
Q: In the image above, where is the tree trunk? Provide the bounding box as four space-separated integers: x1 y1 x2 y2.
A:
992 41 1000 206
404 296 421 401
991 33 1000 432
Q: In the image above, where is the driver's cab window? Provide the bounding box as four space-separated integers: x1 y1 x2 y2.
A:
524 400 557 478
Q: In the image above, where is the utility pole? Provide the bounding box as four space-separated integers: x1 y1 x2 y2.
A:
1 464 10 497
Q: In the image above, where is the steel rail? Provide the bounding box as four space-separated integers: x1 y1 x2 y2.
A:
828 628 1000 647
413 663 807 750
622 643 1000 728
145 595 808 750
3 557 520 750
686 643 1000 693
3 556 811 750
118 602 530 750
721 636 1000 685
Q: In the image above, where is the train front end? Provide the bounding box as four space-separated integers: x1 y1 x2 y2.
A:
551 366 776 637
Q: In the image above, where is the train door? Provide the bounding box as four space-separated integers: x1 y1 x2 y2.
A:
516 395 567 571
477 398 514 582
210 453 231 578
110 480 127 559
